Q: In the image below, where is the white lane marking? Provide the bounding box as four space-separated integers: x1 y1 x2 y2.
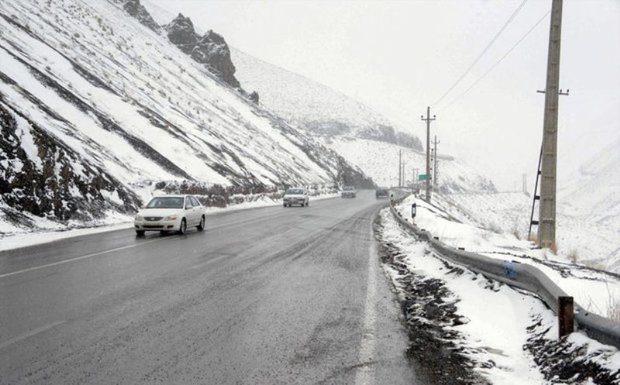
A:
0 239 162 279
0 320 66 350
190 254 231 269
355 220 378 385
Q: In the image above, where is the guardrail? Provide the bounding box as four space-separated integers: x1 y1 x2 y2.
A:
388 199 620 349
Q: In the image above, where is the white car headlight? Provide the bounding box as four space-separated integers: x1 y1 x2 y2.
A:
164 215 178 221
135 215 144 221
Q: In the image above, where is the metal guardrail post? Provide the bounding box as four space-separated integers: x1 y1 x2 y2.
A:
559 296 574 338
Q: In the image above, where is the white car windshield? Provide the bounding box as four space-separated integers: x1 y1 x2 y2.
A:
146 197 184 209
286 189 304 195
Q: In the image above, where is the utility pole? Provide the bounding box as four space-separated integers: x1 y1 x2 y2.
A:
538 0 564 249
402 160 406 186
421 106 436 203
522 173 528 194
433 136 440 187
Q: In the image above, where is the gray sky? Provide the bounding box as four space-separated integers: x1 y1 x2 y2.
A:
149 0 620 190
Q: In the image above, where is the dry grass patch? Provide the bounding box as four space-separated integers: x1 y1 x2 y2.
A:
606 284 620 324
567 249 579 264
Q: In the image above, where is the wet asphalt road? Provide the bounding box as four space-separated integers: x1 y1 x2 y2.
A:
0 191 420 385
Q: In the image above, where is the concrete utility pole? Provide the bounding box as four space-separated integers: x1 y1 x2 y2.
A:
433 136 440 187
522 173 528 194
421 106 436 203
402 161 406 187
538 0 564 249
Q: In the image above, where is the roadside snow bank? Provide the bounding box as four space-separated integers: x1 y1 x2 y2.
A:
378 208 620 384
378 209 547 384
394 193 620 320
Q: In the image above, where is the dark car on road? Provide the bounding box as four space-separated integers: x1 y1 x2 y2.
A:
375 188 389 199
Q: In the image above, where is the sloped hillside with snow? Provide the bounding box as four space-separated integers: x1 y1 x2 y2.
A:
231 48 422 150
0 0 371 233
557 139 620 271
434 186 620 273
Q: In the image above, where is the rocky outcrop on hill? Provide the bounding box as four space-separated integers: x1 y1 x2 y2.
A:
120 1 241 89
165 12 196 52
123 0 159 32
166 13 240 88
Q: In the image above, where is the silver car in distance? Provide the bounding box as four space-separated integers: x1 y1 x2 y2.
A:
283 188 309 207
134 195 206 236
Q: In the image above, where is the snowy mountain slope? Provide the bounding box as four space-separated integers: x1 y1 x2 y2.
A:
559 137 620 228
424 186 620 275
557 139 620 271
324 136 495 193
0 0 371 232
231 48 423 150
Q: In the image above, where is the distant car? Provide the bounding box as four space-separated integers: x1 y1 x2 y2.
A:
341 186 357 198
283 188 309 207
134 195 206 236
375 188 389 199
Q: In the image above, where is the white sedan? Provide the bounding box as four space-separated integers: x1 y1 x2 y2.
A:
283 188 309 207
134 195 206 236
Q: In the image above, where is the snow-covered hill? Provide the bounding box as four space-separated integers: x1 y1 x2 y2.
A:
0 0 371 233
557 139 620 271
231 48 423 150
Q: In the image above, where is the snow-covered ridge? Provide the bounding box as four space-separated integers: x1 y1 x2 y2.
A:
0 0 371 233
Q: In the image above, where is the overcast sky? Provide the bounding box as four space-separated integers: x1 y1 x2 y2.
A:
148 0 620 190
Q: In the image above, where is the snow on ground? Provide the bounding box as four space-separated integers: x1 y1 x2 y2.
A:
380 207 620 384
0 192 339 252
444 190 620 274
380 208 550 384
393 193 620 320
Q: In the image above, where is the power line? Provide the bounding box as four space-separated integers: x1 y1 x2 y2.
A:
439 10 550 113
433 0 529 107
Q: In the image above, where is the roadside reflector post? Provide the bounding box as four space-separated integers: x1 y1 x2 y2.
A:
411 203 417 221
559 296 574 338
